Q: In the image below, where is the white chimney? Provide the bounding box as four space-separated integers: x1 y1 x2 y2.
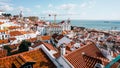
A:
60 44 66 55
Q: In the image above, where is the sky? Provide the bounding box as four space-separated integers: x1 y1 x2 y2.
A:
0 0 120 20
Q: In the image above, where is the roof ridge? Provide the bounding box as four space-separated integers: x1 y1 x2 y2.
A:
0 49 39 60
64 44 88 56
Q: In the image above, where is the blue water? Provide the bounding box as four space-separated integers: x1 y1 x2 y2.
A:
71 20 120 30
49 20 120 30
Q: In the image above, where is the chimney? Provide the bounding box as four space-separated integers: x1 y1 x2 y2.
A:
60 43 66 55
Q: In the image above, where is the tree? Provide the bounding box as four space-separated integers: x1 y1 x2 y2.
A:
3 45 12 56
18 40 31 53
2 13 12 17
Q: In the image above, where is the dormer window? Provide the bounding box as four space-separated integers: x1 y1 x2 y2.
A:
24 65 32 68
5 35 7 38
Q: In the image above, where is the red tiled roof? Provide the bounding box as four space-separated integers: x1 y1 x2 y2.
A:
0 49 7 58
64 44 109 68
56 35 64 40
10 31 23 36
42 42 56 50
0 22 3 25
8 26 20 30
83 55 102 68
0 49 56 68
10 31 32 36
13 54 36 68
54 51 61 58
26 37 37 42
0 30 6 32
31 41 56 51
9 37 16 41
40 36 51 40
20 31 27 34
52 33 58 39
9 44 19 50
19 55 35 62
0 39 9 44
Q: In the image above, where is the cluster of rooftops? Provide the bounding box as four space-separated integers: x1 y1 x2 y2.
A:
0 17 120 68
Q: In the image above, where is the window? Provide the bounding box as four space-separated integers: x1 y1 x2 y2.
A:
5 35 7 38
24 65 32 68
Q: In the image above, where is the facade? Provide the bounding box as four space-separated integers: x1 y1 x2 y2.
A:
37 21 71 35
60 22 71 31
0 30 9 40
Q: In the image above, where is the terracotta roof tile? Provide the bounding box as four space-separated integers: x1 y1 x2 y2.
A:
26 37 37 42
65 44 109 68
10 31 23 36
31 42 56 51
8 26 20 30
19 55 35 62
52 33 58 39
9 37 16 41
42 42 56 50
0 22 3 25
0 48 56 68
20 31 27 34
0 39 9 44
40 36 51 40
56 35 64 40
0 49 7 58
10 31 33 37
0 30 6 32
9 44 19 49
31 42 42 48
54 51 61 58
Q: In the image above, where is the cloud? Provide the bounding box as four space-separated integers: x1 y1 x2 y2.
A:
0 1 14 11
58 3 77 10
17 6 31 12
0 4 14 11
0 1 8 5
48 4 53 8
80 0 96 9
80 3 87 8
35 5 41 8
88 0 96 8
42 10 58 14
0 0 11 2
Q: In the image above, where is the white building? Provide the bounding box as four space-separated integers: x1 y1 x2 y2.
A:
60 22 71 31
45 25 62 35
0 30 9 40
37 21 71 35
0 10 5 16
